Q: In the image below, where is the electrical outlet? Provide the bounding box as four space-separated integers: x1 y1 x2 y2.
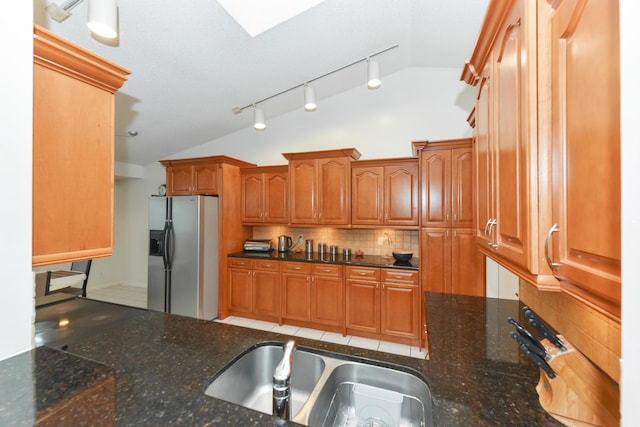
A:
298 234 304 241
377 237 384 246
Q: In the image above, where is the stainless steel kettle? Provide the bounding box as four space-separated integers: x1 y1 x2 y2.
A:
277 235 293 252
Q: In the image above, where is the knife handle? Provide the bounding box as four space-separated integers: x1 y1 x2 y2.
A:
510 331 548 360
519 343 557 379
523 307 567 351
507 317 546 352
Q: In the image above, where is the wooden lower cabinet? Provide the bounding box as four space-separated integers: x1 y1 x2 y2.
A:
281 262 312 323
227 258 280 322
311 264 344 328
346 266 420 345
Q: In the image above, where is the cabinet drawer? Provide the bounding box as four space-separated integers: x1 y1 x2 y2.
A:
346 266 380 281
254 259 280 271
312 264 343 277
229 258 253 269
282 262 311 274
381 269 418 285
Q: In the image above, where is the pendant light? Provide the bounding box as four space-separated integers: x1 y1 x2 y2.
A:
87 0 118 39
367 59 381 90
304 84 317 112
253 106 266 130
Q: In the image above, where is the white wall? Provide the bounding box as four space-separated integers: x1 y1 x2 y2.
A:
100 66 474 290
0 3 33 360
620 0 639 424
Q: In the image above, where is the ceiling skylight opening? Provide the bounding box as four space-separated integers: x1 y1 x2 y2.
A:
216 0 326 37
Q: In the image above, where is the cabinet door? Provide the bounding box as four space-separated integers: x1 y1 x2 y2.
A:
351 167 384 225
451 149 474 229
33 64 114 264
241 173 264 223
474 74 493 243
167 166 194 195
318 157 350 225
381 283 419 339
345 279 379 333
420 150 451 228
491 0 531 268
548 0 620 318
228 268 252 314
264 172 289 223
253 270 280 318
451 229 480 296
194 164 218 195
281 273 311 322
289 159 317 224
385 163 419 226
420 228 451 293
311 275 343 328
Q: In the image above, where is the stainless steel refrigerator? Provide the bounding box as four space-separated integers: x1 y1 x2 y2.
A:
148 195 219 320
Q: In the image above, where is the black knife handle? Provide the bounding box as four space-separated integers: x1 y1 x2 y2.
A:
510 331 548 360
523 307 567 351
519 343 557 379
507 317 546 352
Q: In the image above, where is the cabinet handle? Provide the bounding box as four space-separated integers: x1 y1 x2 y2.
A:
453 213 457 222
487 218 498 249
483 219 491 241
545 223 561 270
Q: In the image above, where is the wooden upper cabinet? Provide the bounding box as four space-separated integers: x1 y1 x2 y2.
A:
351 158 419 227
283 148 361 226
543 0 620 319
32 25 130 267
351 167 384 225
241 166 288 224
417 139 473 229
160 156 254 196
460 0 559 288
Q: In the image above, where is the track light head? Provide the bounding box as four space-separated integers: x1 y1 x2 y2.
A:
304 85 317 112
367 60 381 90
253 106 266 131
87 0 118 39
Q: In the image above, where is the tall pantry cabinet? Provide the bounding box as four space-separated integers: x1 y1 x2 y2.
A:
33 25 130 266
416 139 478 296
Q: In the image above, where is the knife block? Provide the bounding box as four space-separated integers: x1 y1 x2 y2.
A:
535 335 619 427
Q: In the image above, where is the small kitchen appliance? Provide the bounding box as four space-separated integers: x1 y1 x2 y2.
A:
277 235 293 252
243 239 272 252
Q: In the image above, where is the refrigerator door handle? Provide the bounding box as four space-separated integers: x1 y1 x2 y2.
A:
166 220 175 269
162 221 170 269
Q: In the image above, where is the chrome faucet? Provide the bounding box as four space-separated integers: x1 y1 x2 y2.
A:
273 339 297 420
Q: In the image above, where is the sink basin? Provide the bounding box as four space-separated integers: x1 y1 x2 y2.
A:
206 342 432 426
308 363 432 427
205 343 325 417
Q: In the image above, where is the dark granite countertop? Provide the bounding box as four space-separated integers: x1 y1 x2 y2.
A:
1 293 562 426
229 251 419 270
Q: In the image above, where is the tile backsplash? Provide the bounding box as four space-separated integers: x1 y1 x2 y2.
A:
252 227 419 257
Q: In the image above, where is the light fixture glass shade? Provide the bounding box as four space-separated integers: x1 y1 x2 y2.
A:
253 107 266 130
304 85 317 111
367 60 381 89
87 0 118 39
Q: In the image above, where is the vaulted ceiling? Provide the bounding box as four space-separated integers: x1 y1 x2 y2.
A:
34 0 489 166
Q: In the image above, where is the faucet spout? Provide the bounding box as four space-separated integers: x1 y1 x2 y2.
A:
273 339 297 420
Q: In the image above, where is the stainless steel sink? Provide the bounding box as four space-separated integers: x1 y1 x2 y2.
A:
204 343 325 417
307 362 432 427
205 342 432 426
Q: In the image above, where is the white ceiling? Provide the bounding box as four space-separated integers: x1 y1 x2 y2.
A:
34 0 489 167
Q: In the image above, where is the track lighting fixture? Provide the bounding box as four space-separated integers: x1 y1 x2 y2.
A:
304 84 317 112
367 60 381 90
47 0 119 40
253 106 266 131
232 44 398 130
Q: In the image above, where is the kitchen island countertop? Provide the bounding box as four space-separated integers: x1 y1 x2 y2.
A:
1 293 562 426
